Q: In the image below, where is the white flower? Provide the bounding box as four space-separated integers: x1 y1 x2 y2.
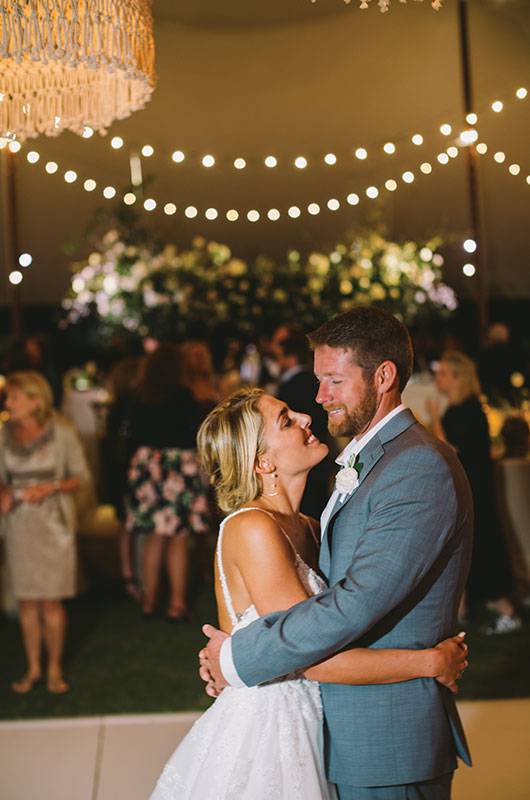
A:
335 467 359 495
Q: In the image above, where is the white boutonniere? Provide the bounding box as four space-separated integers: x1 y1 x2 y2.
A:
335 454 363 499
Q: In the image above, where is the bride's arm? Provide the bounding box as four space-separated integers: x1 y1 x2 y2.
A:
229 512 467 691
304 635 468 691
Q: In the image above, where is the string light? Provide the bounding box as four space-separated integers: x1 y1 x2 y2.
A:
111 136 124 149
324 153 337 165
234 158 246 170
346 193 360 205
494 151 506 163
307 203 320 215
172 150 185 163
226 209 239 221
27 151 39 163
247 209 260 222
462 263 476 277
103 186 116 199
327 198 340 211
64 170 77 183
267 208 281 221
141 145 154 157
144 198 156 211
366 186 379 199
205 207 218 220
459 129 478 145
9 270 23 285
288 206 301 218
264 156 277 168
8 140 21 153
84 179 97 191
402 171 415 183
45 161 58 174
516 87 528 100
466 112 478 125
294 156 308 169
385 179 397 191
82 126 94 139
491 100 503 113
440 124 452 136
509 164 521 176
123 192 136 205
18 253 32 267
446 146 459 159
420 162 432 174
184 206 198 219
476 143 488 155
383 142 396 154
437 153 449 165
411 134 423 146
355 148 368 160
164 203 177 215
463 239 477 253
202 155 215 168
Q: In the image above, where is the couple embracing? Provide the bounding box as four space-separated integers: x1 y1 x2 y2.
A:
150 307 472 800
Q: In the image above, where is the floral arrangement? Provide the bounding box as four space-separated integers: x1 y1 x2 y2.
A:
63 229 457 343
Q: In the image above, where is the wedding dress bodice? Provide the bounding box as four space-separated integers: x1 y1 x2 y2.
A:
217 507 327 636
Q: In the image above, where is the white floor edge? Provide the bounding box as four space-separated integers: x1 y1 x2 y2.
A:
0 700 529 800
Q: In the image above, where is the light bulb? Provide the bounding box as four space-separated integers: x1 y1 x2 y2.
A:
82 126 94 138
288 206 301 218
491 100 503 113
185 206 198 219
144 198 156 211
324 153 337 165
460 129 478 145
447 146 459 159
247 210 260 222
516 87 528 100
27 151 40 164
294 156 308 169
8 140 21 153
385 179 397 192
172 150 185 163
111 136 124 149
234 158 246 170
267 208 281 221
18 253 32 267
466 112 478 125
205 207 218 220
463 263 476 277
440 124 452 136
202 154 215 168
437 153 449 165
383 142 396 154
420 162 432 174
494 151 506 163
402 171 414 184
411 134 423 146
463 239 477 253
509 164 520 176
346 193 359 205
64 170 77 183
308 203 320 215
226 209 239 221
366 186 378 199
164 203 177 215
84 179 97 192
9 270 23 285
264 156 277 168
123 192 136 205
45 161 58 174
103 186 116 199
476 143 488 155
327 198 340 211
141 145 154 157
355 148 368 160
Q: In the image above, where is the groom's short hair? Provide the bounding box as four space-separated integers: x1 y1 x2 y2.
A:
308 307 413 392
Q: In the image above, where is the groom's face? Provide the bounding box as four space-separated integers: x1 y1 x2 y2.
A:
314 345 378 438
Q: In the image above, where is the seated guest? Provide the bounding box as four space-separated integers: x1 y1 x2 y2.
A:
0 371 91 693
429 351 521 634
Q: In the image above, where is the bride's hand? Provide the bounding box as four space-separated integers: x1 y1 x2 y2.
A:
200 624 230 696
432 632 468 693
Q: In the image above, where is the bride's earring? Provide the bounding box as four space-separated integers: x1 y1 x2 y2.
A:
264 473 279 497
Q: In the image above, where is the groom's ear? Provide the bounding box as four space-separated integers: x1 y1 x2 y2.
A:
375 360 398 393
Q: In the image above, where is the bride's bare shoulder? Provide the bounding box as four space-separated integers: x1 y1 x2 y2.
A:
222 508 293 562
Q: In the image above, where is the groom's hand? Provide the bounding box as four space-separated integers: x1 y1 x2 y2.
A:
200 624 229 695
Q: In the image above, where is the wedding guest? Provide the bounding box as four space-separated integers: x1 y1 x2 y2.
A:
500 416 530 459
125 344 210 620
274 326 336 518
102 355 144 600
430 351 522 633
0 371 91 693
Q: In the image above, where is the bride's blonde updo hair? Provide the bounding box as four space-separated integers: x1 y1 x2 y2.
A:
197 387 266 513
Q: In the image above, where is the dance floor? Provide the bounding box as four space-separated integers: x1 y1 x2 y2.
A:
1 699 529 800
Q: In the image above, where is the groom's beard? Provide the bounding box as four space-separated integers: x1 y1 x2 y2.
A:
325 384 378 438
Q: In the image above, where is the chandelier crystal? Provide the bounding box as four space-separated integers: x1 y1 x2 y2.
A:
0 0 156 142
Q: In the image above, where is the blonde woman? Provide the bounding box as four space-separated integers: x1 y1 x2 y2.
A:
149 388 468 800
0 371 91 693
431 351 520 633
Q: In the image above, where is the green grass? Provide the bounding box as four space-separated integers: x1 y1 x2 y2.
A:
1 582 529 720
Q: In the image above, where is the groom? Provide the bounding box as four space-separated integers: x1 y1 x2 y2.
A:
202 307 473 799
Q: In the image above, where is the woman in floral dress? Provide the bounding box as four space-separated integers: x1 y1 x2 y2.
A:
125 344 211 620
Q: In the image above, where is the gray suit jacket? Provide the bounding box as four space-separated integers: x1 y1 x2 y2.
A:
231 410 473 787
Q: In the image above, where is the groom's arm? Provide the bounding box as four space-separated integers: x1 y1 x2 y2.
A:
228 446 462 687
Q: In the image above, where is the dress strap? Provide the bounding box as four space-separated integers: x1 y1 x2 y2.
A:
216 507 300 626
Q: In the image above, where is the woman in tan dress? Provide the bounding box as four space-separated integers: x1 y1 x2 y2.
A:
0 371 91 694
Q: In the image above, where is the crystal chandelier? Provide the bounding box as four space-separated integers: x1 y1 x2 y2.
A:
0 0 156 142
312 0 443 10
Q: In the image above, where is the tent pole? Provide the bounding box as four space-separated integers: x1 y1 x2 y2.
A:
458 0 489 342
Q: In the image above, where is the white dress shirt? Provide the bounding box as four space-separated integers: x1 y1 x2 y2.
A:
219 403 407 688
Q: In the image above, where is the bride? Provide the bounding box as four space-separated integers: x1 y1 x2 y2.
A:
149 388 468 800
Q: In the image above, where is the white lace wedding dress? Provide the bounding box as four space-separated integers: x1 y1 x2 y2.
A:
149 508 337 800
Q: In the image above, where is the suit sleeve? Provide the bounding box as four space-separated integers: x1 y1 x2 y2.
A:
231 446 459 686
